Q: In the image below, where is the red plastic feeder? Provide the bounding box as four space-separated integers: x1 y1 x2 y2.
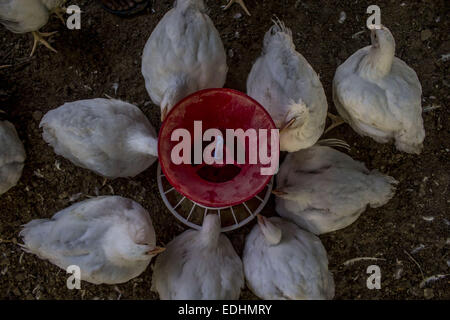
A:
157 88 277 231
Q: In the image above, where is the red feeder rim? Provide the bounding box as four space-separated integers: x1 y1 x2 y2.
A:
158 88 277 208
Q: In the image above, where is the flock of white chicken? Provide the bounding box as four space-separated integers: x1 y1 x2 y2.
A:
0 0 425 299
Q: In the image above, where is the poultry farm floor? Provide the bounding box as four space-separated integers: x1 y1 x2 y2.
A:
0 0 448 300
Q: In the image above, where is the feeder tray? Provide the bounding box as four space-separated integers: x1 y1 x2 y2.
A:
157 88 277 232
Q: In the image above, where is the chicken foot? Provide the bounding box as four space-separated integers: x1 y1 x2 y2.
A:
223 0 251 16
316 138 351 151
30 31 58 57
324 112 345 134
51 7 67 25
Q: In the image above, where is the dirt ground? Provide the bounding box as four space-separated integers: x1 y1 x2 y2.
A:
0 0 448 300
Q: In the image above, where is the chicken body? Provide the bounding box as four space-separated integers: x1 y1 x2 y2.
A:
0 120 26 195
275 146 397 235
152 214 244 299
40 98 158 179
247 21 327 152
333 26 425 154
243 216 335 300
0 0 63 33
20 196 161 284
0 0 66 55
141 0 227 120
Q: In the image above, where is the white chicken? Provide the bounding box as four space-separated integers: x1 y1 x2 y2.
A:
274 146 398 235
40 98 158 179
20 196 165 284
151 214 244 299
247 20 328 152
141 0 227 121
0 0 66 56
0 119 26 195
243 215 335 300
333 25 425 154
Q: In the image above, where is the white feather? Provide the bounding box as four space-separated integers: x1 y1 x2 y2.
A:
152 214 244 299
333 26 425 154
141 0 227 116
40 98 158 179
0 120 26 195
0 0 65 33
247 20 327 152
20 196 158 284
275 146 397 234
243 216 335 300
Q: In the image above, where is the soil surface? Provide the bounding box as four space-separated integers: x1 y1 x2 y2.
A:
0 0 449 300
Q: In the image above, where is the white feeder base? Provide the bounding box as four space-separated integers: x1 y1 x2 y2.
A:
157 163 273 232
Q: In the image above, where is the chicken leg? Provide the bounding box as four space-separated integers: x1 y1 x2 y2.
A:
324 112 345 134
223 0 251 16
30 31 58 57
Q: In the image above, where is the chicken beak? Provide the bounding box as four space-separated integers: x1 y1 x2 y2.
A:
161 107 169 122
147 246 165 255
256 214 266 226
280 117 296 134
257 214 282 245
272 189 288 197
370 29 380 48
